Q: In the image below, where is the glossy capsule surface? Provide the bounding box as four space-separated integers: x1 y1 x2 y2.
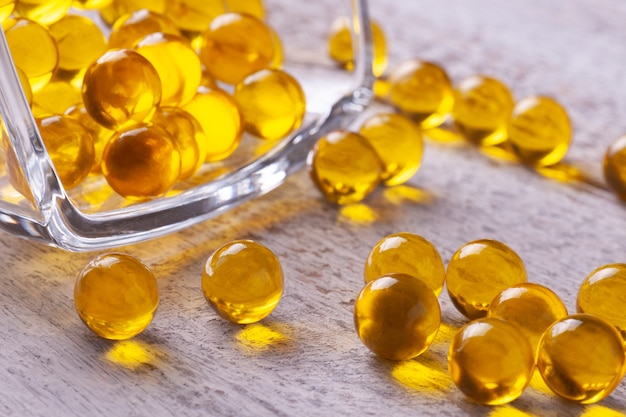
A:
49 15 107 74
199 12 275 85
537 314 626 404
448 318 535 405
224 0 264 18
364 232 445 296
577 263 626 341
4 18 58 92
234 68 306 140
14 0 72 25
36 115 95 189
387 59 454 129
134 32 202 107
202 240 283 324
308 130 382 205
508 96 571 166
0 0 14 23
164 0 225 32
452 75 514 146
488 283 568 355
603 135 626 201
182 87 243 162
74 253 159 340
108 9 181 49
446 239 527 319
358 112 423 186
102 124 180 199
32 80 82 116
151 106 207 180
82 49 161 130
65 104 114 173
327 17 387 77
354 273 441 360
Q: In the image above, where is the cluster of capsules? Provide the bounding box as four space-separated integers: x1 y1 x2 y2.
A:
325 17 626 204
354 232 626 405
1 0 305 200
74 239 284 340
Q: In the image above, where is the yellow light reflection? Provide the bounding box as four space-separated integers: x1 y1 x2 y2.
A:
373 78 390 99
581 405 626 417
383 185 434 205
489 405 534 417
480 141 520 163
105 340 161 371
391 356 451 394
528 369 554 397
235 323 290 352
534 162 590 185
424 126 464 144
339 203 378 224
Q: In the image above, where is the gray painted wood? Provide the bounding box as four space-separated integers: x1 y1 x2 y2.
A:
1 1 625 415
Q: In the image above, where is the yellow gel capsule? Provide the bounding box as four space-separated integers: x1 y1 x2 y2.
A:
36 114 95 190
234 68 306 141
364 232 445 296
224 0 264 19
446 239 528 320
32 80 82 117
182 87 243 162
327 16 387 77
358 112 423 186
387 59 454 129
108 9 181 49
452 75 514 146
488 283 568 356
199 12 275 85
448 318 535 405
115 0 166 15
354 273 441 361
82 49 161 130
269 28 283 69
49 15 107 74
537 314 626 404
307 130 383 205
577 263 626 341
164 0 225 33
508 95 572 166
4 18 59 92
74 253 159 340
14 0 72 25
202 240 283 324
65 104 114 173
603 134 626 201
151 106 207 180
0 0 14 23
16 66 32 106
72 0 113 10
134 33 202 107
102 123 180 199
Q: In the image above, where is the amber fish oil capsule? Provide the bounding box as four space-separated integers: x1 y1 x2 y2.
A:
49 14 107 74
537 314 626 404
234 68 306 141
202 240 283 324
577 263 626 340
108 9 181 49
508 95 571 166
446 239 527 319
358 112 423 186
307 130 383 205
354 273 441 361
452 75 514 146
603 135 626 201
364 232 445 296
82 49 161 129
488 282 568 355
74 253 159 340
14 0 72 25
448 318 535 405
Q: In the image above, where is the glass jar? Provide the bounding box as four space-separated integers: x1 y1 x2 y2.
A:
0 0 374 251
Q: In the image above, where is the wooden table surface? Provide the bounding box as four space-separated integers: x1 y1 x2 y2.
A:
2 1 626 416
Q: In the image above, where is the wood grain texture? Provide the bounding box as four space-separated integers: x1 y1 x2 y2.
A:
1 1 626 416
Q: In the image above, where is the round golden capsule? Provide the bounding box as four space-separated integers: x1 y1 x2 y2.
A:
14 0 72 25
308 130 383 205
446 239 527 320
508 95 572 166
354 273 441 360
603 134 626 201
364 232 445 296
74 253 159 340
108 9 181 50
202 240 283 324
537 314 626 404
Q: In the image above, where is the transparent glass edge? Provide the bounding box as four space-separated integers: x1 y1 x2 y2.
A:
0 0 375 251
